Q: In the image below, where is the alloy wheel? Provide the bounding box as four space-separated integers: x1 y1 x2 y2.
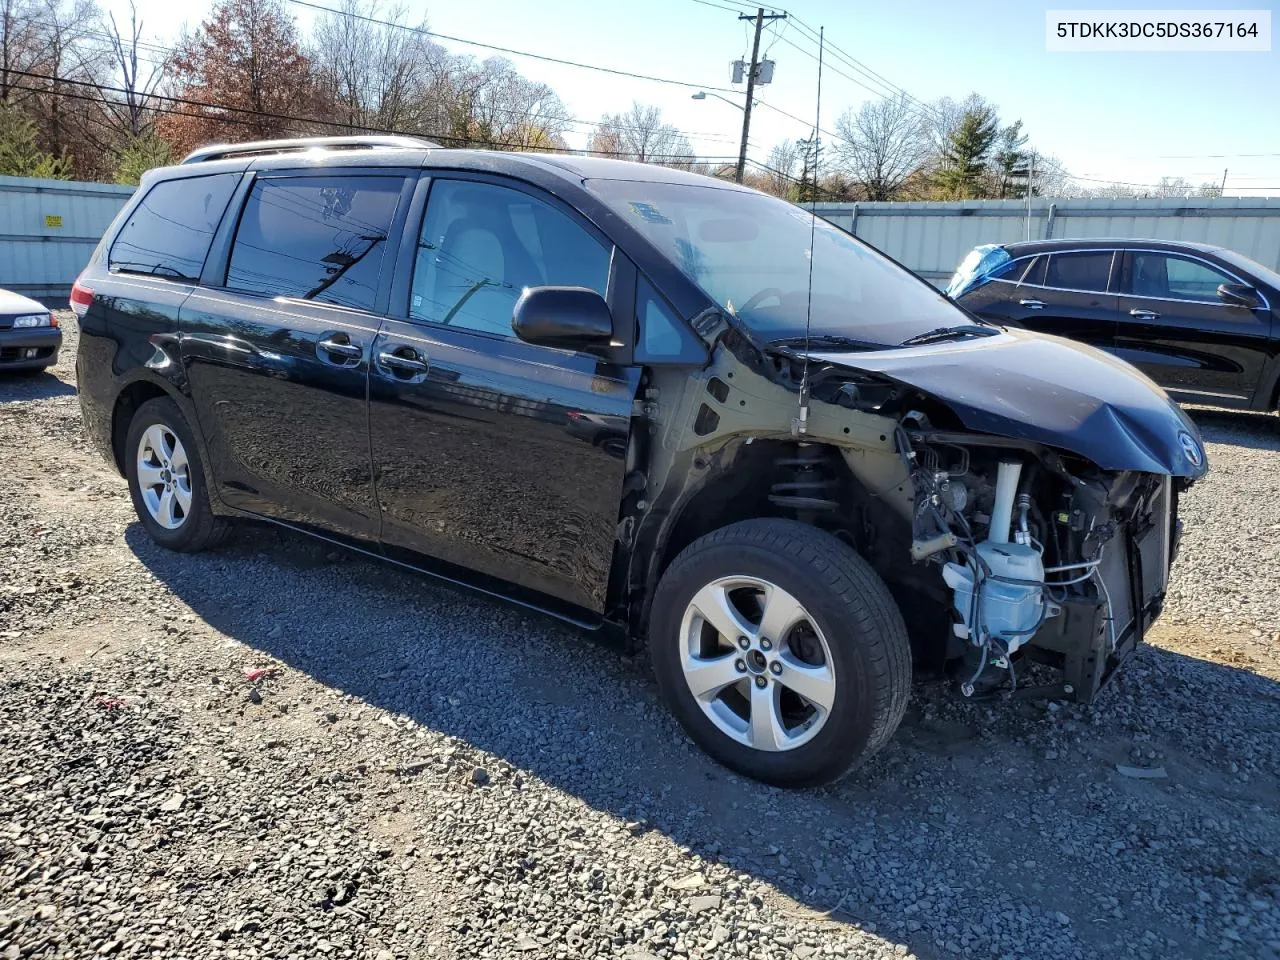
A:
678 576 836 752
136 424 192 530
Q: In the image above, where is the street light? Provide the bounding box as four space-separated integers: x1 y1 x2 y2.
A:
691 90 759 183
690 91 752 112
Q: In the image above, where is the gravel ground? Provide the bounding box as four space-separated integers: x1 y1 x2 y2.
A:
1 314 1277 960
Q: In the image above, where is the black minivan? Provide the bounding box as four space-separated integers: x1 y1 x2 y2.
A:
76 137 1207 786
949 238 1280 412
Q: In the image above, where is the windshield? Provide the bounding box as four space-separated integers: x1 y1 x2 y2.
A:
946 243 1011 298
588 179 973 346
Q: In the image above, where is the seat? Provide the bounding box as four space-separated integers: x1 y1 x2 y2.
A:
428 198 544 333
1132 258 1168 299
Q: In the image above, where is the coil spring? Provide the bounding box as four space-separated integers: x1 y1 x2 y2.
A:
769 446 839 512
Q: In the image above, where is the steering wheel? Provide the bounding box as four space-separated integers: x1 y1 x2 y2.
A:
737 287 784 314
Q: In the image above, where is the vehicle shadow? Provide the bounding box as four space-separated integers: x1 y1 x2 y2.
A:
1186 407 1280 452
125 521 1280 959
0 369 77 402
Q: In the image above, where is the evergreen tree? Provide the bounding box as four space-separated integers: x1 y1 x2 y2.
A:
0 102 71 179
111 132 173 184
993 120 1029 198
935 105 998 198
796 132 821 203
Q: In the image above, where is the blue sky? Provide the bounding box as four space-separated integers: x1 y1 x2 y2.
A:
104 0 1280 194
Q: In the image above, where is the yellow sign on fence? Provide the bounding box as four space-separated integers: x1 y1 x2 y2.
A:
44 215 63 228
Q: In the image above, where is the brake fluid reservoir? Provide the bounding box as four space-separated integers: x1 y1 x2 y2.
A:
942 541 1045 652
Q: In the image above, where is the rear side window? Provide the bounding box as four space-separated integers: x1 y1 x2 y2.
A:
1020 255 1048 287
109 174 239 282
227 176 404 311
1044 251 1113 293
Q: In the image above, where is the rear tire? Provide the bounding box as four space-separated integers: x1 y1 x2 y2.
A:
125 397 229 552
649 518 911 787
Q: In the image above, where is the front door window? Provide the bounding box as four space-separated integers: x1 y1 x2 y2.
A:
410 179 612 338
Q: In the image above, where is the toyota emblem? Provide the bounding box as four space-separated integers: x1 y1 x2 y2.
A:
1178 430 1203 468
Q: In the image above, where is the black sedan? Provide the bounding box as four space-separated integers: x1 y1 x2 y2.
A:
948 238 1280 412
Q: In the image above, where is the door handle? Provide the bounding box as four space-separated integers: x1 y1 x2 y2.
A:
317 336 363 362
376 349 429 376
1129 308 1160 321
1018 299 1045 310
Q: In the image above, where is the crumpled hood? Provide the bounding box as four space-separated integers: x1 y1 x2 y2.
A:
809 328 1208 477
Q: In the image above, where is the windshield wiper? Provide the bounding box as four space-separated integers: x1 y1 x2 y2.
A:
899 324 1000 347
769 334 881 352
111 262 193 281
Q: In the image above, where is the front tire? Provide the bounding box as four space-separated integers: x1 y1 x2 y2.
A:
125 397 229 552
649 519 911 787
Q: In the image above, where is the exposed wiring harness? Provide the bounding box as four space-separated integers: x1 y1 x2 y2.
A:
896 418 1119 696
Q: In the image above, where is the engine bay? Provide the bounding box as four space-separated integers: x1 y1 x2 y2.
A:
894 415 1179 700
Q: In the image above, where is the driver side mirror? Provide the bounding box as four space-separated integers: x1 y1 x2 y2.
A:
1217 282 1261 308
512 286 616 353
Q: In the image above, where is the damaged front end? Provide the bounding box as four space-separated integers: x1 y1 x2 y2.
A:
895 422 1184 702
634 320 1207 706
797 329 1209 702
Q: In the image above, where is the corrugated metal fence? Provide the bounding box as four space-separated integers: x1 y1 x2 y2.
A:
3 176 1280 303
0 175 134 304
813 197 1280 287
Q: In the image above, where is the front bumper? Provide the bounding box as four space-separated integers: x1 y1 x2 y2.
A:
1029 478 1176 702
0 326 62 370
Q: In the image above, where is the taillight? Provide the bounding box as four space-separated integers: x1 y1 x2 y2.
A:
70 280 93 318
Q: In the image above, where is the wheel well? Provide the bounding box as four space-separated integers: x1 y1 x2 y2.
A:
110 381 169 474
646 438 951 666
655 439 792 579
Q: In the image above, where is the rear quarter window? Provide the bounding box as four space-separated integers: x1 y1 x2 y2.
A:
109 174 240 282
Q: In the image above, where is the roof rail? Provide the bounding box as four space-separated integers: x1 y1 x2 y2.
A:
180 135 439 165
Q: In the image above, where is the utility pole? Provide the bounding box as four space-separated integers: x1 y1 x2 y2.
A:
1025 151 1036 241
1221 167 1228 196
735 7 786 184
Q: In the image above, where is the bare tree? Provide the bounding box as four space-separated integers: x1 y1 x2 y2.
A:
7 0 108 177
311 0 441 133
833 93 929 201
923 93 994 154
466 57 569 150
1034 155 1072 197
589 101 694 166
1153 175 1194 198
758 138 798 197
1 0 40 102
102 1 160 137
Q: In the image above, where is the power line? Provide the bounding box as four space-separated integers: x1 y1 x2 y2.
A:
19 3 829 168
772 33 906 113
10 20 754 151
7 73 755 165
286 0 742 95
786 13 946 125
14 74 853 195
292 0 823 153
699 2 946 126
